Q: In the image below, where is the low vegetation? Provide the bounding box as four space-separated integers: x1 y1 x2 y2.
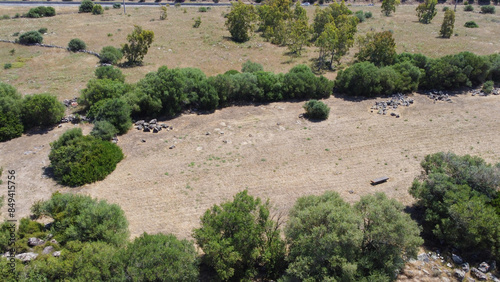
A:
48 128 124 186
303 99 330 120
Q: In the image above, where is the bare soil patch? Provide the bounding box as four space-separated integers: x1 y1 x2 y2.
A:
2 93 499 240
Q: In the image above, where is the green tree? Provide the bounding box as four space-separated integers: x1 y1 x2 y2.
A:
122 25 154 65
193 190 286 281
355 31 396 66
79 79 130 109
79 0 94 13
121 233 199 281
312 0 353 40
381 0 400 16
285 191 363 281
440 9 455 38
226 1 258 43
286 3 310 55
316 15 358 69
88 98 132 134
91 4 104 15
410 152 500 260
34 192 129 246
354 193 423 278
49 128 124 186
21 93 65 129
257 0 293 44
0 83 23 142
416 0 438 24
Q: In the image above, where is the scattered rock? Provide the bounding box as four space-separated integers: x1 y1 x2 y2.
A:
462 262 470 273
62 97 78 107
446 263 452 268
205 132 211 135
471 267 487 280
487 273 500 282
149 119 157 124
418 253 430 263
169 145 175 149
478 262 489 273
28 237 45 247
427 90 452 102
53 251 61 257
42 246 55 255
372 93 413 117
452 254 463 264
348 190 354 194
141 139 146 143
135 120 145 125
454 269 466 281
50 239 58 244
143 127 150 132
15 252 38 262
136 125 143 130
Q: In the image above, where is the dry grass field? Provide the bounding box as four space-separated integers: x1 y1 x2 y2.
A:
1 2 500 271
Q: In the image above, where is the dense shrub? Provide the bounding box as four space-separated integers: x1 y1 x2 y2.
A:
482 80 494 94
34 192 129 245
285 191 422 281
355 10 365 22
355 31 396 66
198 7 207 12
193 190 286 281
68 38 86 52
99 46 123 65
49 128 124 187
0 83 23 142
410 152 500 260
335 62 383 96
79 0 94 13
90 120 118 141
241 60 264 73
26 6 56 18
120 233 199 281
282 65 333 100
113 3 121 8
481 5 495 13
21 93 65 129
18 31 43 45
80 79 129 109
92 4 104 15
303 99 330 120
3 63 11 70
440 9 455 38
87 98 132 134
95 66 125 82
465 20 479 28
364 11 373 18
38 27 48 34
464 4 474 11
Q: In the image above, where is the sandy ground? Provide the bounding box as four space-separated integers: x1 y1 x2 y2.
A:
1 92 500 241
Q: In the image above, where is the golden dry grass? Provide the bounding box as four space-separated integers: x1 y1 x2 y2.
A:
1 4 500 97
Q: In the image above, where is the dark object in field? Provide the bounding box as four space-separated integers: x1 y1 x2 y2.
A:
371 176 389 185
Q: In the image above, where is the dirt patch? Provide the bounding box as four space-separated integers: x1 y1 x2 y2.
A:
2 93 499 240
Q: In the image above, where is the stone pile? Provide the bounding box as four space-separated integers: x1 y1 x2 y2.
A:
471 88 500 96
371 93 413 117
427 90 452 102
62 97 78 107
135 119 172 133
60 114 89 124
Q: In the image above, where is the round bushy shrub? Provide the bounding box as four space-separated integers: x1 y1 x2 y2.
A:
68 38 86 52
113 3 121 8
49 128 125 187
464 21 479 28
91 120 118 141
95 66 125 82
38 27 48 34
481 5 495 13
364 11 373 18
92 4 104 15
88 98 132 134
303 99 330 120
442 6 449 11
355 10 365 23
464 4 474 11
18 31 43 45
27 6 56 18
21 93 65 129
241 60 264 73
0 83 23 142
79 0 94 13
99 46 123 65
482 80 494 94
